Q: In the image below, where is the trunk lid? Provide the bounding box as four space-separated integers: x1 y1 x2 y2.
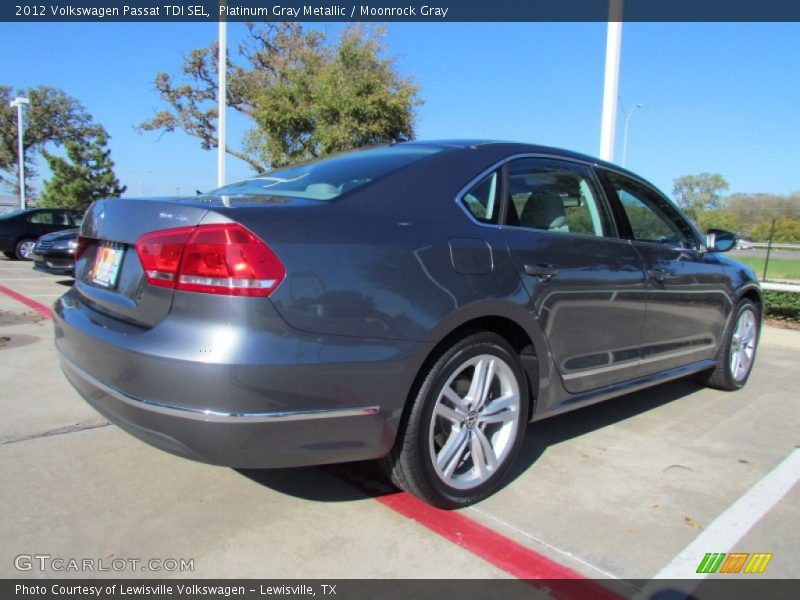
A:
74 198 212 328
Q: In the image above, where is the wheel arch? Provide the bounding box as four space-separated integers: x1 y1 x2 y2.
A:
405 306 552 431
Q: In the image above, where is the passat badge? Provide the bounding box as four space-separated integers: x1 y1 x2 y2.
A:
158 212 189 222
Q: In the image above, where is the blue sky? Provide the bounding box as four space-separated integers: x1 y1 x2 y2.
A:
1 21 798 198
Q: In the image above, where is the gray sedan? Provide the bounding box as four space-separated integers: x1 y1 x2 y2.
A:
54 141 761 508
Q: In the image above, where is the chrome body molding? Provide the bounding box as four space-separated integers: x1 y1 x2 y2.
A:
58 351 380 424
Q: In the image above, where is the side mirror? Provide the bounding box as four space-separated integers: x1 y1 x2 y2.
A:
706 228 737 253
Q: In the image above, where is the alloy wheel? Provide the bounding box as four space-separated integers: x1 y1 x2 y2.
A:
729 309 757 382
429 354 521 490
17 240 35 260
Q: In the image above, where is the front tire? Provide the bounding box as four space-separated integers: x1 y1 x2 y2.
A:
698 299 760 391
14 239 36 261
384 332 530 508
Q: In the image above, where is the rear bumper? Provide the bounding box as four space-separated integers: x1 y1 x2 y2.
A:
59 352 387 468
54 288 426 468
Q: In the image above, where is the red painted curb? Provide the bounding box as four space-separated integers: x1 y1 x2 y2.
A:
327 467 625 599
0 284 53 319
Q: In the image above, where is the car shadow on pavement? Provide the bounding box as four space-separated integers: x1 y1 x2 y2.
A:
504 378 703 486
238 378 704 504
238 462 393 503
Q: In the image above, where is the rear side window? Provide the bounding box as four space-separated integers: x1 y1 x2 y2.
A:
209 145 444 201
503 158 612 237
28 212 55 224
461 171 500 224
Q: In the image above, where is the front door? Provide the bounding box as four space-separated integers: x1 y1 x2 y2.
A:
597 169 729 377
500 157 648 394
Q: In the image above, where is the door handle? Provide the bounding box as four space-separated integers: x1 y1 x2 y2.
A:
524 264 559 281
647 269 668 282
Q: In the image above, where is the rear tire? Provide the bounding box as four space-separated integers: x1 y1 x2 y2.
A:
383 332 530 508
14 239 36 261
698 299 760 391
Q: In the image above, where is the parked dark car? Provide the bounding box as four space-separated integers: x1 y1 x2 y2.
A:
0 208 83 260
31 228 80 275
54 141 762 508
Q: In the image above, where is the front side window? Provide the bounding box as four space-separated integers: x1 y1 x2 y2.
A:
461 171 500 224
503 158 611 237
602 170 695 246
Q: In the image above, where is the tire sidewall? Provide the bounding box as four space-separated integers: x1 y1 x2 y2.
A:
414 334 529 506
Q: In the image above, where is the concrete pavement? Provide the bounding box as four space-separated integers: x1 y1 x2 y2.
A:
1 256 798 581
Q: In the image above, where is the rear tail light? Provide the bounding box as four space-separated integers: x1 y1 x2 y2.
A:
134 224 285 297
135 228 193 288
75 236 91 262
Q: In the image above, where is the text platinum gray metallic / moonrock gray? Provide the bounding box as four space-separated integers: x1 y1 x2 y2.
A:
54 141 762 508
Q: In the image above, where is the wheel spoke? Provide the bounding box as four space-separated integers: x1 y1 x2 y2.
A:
473 428 498 472
437 427 469 478
475 358 496 412
479 393 518 424
738 350 752 372
435 403 464 425
466 358 489 409
469 432 487 480
442 386 470 414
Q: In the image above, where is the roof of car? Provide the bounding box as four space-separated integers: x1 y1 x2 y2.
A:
403 139 627 173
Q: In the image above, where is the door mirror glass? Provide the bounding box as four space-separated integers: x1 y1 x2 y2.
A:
706 229 737 252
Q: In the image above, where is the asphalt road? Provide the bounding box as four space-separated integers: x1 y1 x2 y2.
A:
1 257 798 586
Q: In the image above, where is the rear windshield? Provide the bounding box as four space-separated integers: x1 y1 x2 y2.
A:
209 145 444 201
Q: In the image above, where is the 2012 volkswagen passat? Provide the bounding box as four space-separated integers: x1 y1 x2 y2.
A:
55 141 762 508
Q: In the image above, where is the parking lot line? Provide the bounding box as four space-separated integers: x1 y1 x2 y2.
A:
0 284 53 319
467 505 621 580
653 447 800 580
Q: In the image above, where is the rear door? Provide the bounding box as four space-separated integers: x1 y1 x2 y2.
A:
499 157 648 393
27 210 69 236
596 168 729 377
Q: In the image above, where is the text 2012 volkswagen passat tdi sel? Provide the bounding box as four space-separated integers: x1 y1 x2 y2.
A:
55 141 761 508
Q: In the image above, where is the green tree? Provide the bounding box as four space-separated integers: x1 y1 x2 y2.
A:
0 86 103 195
672 173 730 219
139 23 422 171
38 132 126 210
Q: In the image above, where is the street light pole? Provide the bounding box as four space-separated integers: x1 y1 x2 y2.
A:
599 0 624 162
9 97 30 210
621 102 643 167
217 6 227 188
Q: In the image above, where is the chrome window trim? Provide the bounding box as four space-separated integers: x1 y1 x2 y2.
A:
59 352 380 424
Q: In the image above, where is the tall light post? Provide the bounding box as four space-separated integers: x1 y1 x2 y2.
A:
621 102 643 167
599 0 624 162
9 97 30 210
217 4 227 188
131 169 152 196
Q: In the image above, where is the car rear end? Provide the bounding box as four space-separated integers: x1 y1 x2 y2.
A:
54 198 395 468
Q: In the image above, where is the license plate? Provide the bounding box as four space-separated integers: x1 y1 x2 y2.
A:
91 243 125 288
